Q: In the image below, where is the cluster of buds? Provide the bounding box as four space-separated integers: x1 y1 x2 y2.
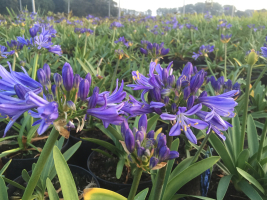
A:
246 49 259 65
110 21 124 29
207 76 240 95
140 40 169 60
114 36 133 48
120 115 179 171
185 23 198 30
115 49 129 60
74 28 94 36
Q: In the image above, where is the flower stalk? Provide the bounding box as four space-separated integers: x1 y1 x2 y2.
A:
110 58 120 92
127 167 143 200
240 63 253 152
224 43 227 81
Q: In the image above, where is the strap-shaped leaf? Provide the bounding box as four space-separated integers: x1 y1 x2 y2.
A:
236 167 265 194
134 188 149 200
46 178 59 200
247 115 259 156
216 175 233 200
163 156 220 200
83 188 126 200
0 177 8 200
53 146 79 200
237 180 263 200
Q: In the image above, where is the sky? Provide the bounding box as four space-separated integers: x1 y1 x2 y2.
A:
114 0 267 15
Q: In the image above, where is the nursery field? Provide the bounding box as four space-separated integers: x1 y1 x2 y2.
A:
0 9 267 200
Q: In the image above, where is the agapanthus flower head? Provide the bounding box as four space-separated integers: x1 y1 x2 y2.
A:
204 12 212 20
120 114 179 171
192 45 214 60
221 34 232 43
0 45 15 58
110 21 124 29
247 24 255 29
139 41 169 58
186 23 198 30
217 23 232 30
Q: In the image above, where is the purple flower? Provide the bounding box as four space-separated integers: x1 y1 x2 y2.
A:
0 45 15 58
79 79 90 101
261 47 267 57
110 22 124 29
160 104 208 144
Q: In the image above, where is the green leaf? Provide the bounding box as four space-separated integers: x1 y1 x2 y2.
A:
236 167 265 194
22 169 30 183
0 135 18 142
46 178 59 200
134 188 149 200
116 159 125 179
236 149 250 170
2 177 25 190
107 125 123 141
94 123 113 139
169 157 194 181
170 194 215 200
216 175 233 200
82 138 118 155
53 146 79 200
247 115 259 156
0 177 8 200
26 125 40 143
83 188 126 200
147 115 159 132
163 156 220 200
208 132 237 174
237 181 263 200
0 159 12 175
231 115 241 160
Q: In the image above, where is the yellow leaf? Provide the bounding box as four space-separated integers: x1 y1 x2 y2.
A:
154 127 162 139
83 188 126 200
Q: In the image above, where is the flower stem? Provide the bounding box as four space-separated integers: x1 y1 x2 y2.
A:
205 57 216 77
149 123 173 200
12 54 16 71
240 64 253 152
31 54 39 80
83 35 87 57
112 28 116 45
190 132 212 165
110 59 120 92
22 127 59 200
127 167 143 200
224 43 227 81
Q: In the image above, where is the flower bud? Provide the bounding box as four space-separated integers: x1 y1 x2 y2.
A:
67 101 76 111
157 133 166 150
47 94 54 102
146 130 154 139
88 87 99 109
190 70 204 94
140 48 148 55
247 50 258 65
14 84 28 100
121 119 129 139
79 79 89 101
153 87 161 102
162 68 168 85
182 62 193 77
164 96 169 105
43 63 50 80
137 146 145 157
135 131 144 143
183 86 191 100
29 27 37 38
125 129 135 153
53 73 62 87
62 62 74 91
138 114 147 132
73 74 81 89
85 73 92 88
225 79 232 91
161 48 169 56
37 68 46 85
168 151 179 160
142 155 149 162
149 157 159 169
233 82 240 91
171 103 177 113
51 85 57 97
187 96 196 110
167 75 175 88
159 146 170 162
144 149 151 157
66 121 75 132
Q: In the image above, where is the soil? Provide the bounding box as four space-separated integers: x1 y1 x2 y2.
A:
0 132 50 159
89 150 151 184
